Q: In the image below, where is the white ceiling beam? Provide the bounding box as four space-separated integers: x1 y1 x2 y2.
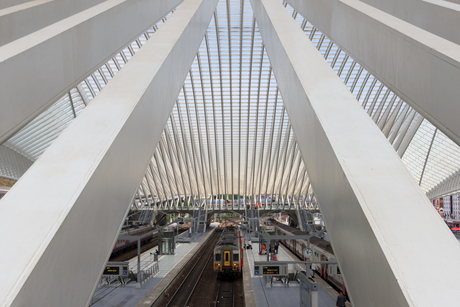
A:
358 0 460 45
287 0 460 147
0 0 108 46
0 0 182 146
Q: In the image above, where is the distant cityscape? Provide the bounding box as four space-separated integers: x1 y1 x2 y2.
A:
432 194 460 228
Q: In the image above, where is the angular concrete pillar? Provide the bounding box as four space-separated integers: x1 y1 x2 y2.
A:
0 0 217 305
356 0 460 45
0 0 182 145
251 0 460 305
0 0 107 46
287 0 460 147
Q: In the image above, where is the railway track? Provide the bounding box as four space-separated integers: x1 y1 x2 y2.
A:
156 228 222 307
213 276 244 307
156 223 245 307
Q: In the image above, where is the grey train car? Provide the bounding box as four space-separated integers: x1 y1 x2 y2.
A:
270 219 346 295
213 226 242 278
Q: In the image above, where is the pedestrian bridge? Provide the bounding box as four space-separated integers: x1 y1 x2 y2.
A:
131 197 320 233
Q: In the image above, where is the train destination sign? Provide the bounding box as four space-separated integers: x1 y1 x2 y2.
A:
102 262 129 277
263 266 279 275
254 261 287 276
103 266 120 276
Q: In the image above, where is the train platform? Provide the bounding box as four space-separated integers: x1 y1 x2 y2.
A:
244 241 352 307
90 224 216 307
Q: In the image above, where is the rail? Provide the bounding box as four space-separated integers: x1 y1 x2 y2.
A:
162 231 220 306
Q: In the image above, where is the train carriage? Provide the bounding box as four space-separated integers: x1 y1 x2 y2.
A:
213 226 243 278
271 219 346 295
112 225 154 255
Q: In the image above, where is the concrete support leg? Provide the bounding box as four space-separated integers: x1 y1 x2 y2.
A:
0 0 183 145
250 0 460 305
0 0 217 305
355 0 460 45
0 0 107 46
287 0 460 146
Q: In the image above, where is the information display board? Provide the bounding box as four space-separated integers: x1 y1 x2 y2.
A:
102 262 129 277
103 266 120 276
263 266 280 275
254 261 287 276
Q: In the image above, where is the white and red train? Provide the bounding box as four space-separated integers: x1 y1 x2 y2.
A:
270 219 346 295
112 225 155 255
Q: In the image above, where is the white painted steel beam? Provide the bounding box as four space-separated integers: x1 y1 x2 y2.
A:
287 0 460 147
0 0 217 304
0 0 107 46
251 0 460 305
0 0 31 10
0 0 182 146
358 0 460 45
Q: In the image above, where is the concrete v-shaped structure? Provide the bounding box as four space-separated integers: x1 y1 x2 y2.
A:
1 0 460 306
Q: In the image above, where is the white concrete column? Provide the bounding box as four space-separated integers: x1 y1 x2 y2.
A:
0 0 31 10
251 0 460 305
0 0 183 146
287 0 460 147
0 0 107 46
357 0 460 45
0 0 217 305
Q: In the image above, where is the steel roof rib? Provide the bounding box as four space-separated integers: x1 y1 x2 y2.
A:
3 0 460 205
169 112 192 197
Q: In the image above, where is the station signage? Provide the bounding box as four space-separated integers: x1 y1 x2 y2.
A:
102 262 129 277
103 266 120 276
254 261 287 276
263 266 280 275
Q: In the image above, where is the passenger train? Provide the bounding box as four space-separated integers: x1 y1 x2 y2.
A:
111 225 155 255
213 226 243 278
270 219 346 294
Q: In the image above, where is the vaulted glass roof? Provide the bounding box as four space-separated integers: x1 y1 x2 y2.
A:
1 0 459 203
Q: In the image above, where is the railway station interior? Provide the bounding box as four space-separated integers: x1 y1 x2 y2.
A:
1 0 460 306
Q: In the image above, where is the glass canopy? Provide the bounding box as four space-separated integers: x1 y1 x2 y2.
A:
1 0 458 204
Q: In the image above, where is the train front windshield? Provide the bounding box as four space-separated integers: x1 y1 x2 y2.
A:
215 252 221 261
